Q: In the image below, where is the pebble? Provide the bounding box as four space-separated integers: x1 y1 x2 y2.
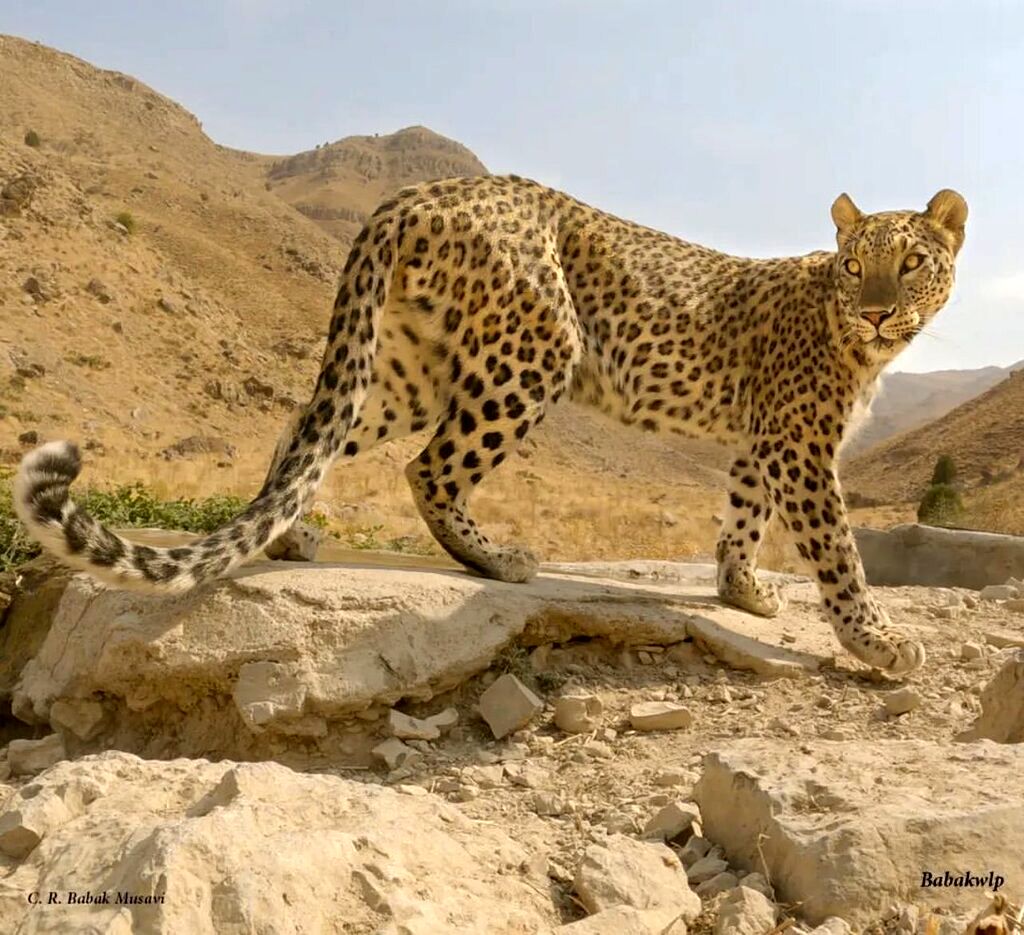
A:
652 767 693 787
531 791 570 816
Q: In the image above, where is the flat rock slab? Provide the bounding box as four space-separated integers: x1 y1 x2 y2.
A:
4 558 834 754
694 738 1024 926
0 752 555 933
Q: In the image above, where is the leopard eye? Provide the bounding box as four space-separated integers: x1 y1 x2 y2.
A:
844 258 861 276
900 253 925 275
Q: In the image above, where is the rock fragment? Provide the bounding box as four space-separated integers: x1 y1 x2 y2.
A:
714 885 777 935
957 649 1024 743
478 674 543 739
642 800 702 843
7 734 66 775
371 738 421 770
883 688 922 716
629 701 693 732
574 834 700 922
49 699 105 741
388 709 441 741
554 694 603 733
980 585 1017 601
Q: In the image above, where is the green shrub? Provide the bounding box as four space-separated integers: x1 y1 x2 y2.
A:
930 454 958 486
24 129 41 147
115 211 136 234
0 469 246 574
917 483 963 528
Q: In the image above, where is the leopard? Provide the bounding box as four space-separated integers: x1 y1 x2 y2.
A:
14 175 967 676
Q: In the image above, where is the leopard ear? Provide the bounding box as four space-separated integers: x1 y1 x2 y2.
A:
925 189 968 255
831 193 863 244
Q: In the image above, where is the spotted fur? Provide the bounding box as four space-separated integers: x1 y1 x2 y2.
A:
14 177 967 674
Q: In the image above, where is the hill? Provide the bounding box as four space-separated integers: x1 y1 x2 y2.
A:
845 370 1024 507
237 126 487 242
845 360 1022 455
0 34 727 565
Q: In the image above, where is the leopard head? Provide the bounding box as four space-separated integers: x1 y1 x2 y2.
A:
830 189 967 361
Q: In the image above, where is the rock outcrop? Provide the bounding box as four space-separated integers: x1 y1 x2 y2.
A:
0 752 556 933
694 738 1024 926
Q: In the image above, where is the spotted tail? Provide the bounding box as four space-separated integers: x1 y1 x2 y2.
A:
13 207 400 593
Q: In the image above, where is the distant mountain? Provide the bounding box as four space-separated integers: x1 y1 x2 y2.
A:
235 126 488 243
844 359 1024 455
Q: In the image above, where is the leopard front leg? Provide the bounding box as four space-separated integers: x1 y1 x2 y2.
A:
754 442 924 675
716 455 786 617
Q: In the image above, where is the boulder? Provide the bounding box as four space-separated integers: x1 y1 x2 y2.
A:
0 752 556 933
714 885 776 935
694 739 1024 926
957 649 1024 743
855 524 1024 590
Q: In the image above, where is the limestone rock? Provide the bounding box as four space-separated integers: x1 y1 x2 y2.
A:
957 649 1024 743
0 785 81 859
4 562 745 758
855 524 1024 590
883 688 922 716
694 739 1024 925
629 702 693 732
980 585 1018 601
686 855 728 885
554 693 603 733
388 709 441 741
425 706 459 733
7 734 66 775
643 800 702 843
695 870 738 897
574 834 700 922
49 698 106 740
0 752 556 933
559 905 688 934
714 885 776 935
479 674 543 739
372 737 422 770
809 919 854 935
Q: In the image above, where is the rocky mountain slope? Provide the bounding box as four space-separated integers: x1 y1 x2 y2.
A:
0 34 728 564
846 370 1024 507
846 359 1023 455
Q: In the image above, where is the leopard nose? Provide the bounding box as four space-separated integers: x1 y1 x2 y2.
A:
861 308 895 329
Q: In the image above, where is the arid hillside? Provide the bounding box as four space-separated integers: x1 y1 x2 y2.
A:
845 370 1024 533
845 360 1022 455
0 34 729 564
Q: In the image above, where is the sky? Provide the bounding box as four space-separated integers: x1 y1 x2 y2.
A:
5 0 1024 372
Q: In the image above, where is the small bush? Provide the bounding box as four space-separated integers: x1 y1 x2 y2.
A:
917 483 963 528
931 454 958 486
24 129 41 147
115 211 136 234
0 470 247 574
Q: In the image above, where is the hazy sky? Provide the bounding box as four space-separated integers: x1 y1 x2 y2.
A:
6 1 1024 372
